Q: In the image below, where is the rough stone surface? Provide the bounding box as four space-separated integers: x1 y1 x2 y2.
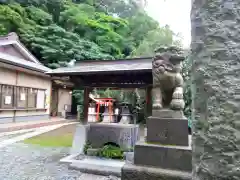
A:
123 152 134 163
152 109 184 119
121 163 191 180
191 0 240 179
71 124 90 154
134 141 192 172
0 143 120 180
147 116 189 146
88 123 139 150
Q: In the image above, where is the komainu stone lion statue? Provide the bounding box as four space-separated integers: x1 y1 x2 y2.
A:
152 46 185 110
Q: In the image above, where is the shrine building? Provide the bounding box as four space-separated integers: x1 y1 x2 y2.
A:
0 33 73 123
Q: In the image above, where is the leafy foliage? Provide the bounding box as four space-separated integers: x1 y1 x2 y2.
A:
21 24 113 67
182 55 192 119
131 26 182 57
97 144 124 160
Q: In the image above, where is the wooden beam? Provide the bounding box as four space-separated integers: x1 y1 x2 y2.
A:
76 83 151 89
82 73 152 85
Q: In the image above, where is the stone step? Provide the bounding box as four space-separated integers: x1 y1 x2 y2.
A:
122 163 191 180
69 157 125 177
134 141 192 172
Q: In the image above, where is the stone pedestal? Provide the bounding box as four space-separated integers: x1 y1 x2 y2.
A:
134 141 191 172
121 109 192 180
147 116 189 146
122 164 191 180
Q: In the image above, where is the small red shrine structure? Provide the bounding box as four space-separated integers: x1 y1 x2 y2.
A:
94 98 116 122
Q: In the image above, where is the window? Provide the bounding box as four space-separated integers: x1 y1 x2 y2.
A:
36 90 45 109
0 84 46 110
1 85 14 109
28 88 37 108
16 87 28 109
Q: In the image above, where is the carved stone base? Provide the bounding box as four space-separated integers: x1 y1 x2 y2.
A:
134 141 192 172
147 116 189 146
88 123 140 150
121 163 191 180
152 109 184 119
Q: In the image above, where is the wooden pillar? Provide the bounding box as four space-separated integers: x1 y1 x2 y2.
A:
82 87 90 124
146 86 152 117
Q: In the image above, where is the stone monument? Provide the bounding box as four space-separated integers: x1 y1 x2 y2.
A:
121 46 192 180
191 0 240 179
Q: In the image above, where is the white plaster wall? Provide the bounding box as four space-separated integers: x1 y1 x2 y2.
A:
0 67 16 85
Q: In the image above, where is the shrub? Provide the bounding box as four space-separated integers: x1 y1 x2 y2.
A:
97 145 124 160
83 141 92 155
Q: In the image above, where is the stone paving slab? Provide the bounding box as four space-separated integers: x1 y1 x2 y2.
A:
69 157 125 177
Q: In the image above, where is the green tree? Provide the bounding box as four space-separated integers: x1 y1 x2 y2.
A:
0 3 35 35
182 54 191 119
25 6 53 26
59 3 133 57
93 0 145 18
127 11 159 47
21 24 113 68
131 26 182 57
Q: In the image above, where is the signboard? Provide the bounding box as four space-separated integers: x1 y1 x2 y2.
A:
20 93 26 101
4 96 11 105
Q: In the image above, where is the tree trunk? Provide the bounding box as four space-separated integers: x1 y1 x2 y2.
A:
191 0 240 179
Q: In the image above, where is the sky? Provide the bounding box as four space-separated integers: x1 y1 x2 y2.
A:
145 0 191 48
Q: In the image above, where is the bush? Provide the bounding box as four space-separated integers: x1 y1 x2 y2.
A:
97 145 124 160
83 141 92 155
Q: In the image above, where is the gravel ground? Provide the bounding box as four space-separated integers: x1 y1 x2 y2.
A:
0 143 120 180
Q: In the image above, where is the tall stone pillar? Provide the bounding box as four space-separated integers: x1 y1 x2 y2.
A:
191 0 240 179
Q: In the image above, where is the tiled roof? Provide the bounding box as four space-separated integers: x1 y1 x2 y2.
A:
0 52 51 73
0 32 41 64
47 57 153 75
0 32 50 73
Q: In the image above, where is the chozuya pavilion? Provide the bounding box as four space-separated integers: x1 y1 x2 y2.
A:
47 57 154 123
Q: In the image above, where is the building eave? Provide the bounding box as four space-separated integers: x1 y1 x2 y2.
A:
47 57 153 75
0 52 51 73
